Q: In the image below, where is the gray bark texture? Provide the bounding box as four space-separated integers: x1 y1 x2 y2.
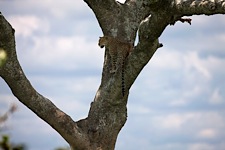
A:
1 0 225 149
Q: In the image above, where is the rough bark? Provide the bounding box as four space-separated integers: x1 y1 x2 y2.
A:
1 0 225 149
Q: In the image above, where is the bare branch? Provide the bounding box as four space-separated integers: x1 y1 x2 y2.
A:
0 104 17 125
172 0 225 15
84 0 123 36
122 14 169 96
84 0 117 10
0 13 89 149
83 0 120 17
170 16 192 25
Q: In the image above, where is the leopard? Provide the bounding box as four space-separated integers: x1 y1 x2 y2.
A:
98 36 133 96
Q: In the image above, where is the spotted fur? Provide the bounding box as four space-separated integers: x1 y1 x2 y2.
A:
98 36 132 96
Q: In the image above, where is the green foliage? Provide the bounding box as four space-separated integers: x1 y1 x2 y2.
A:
0 105 26 150
0 135 10 150
54 146 70 150
0 135 26 150
0 49 7 67
0 105 68 150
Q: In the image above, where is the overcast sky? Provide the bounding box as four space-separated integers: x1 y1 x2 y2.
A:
0 0 225 150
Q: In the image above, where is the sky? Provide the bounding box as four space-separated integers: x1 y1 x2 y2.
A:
0 0 225 150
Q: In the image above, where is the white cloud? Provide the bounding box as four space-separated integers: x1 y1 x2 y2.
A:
38 0 88 18
184 51 211 80
153 113 195 129
151 49 212 80
169 98 188 106
202 55 225 74
1 0 89 19
192 15 225 27
160 114 186 129
152 111 225 132
8 15 50 37
209 88 224 105
197 128 217 139
18 35 103 71
151 49 184 70
148 49 213 106
128 104 152 114
188 143 215 150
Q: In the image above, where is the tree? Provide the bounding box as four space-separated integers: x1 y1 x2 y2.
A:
0 105 26 150
0 0 225 149
0 104 17 127
0 135 26 150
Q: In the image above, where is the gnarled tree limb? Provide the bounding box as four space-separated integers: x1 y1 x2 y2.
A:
0 13 89 150
172 0 225 15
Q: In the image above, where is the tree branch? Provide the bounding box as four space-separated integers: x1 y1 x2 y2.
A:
0 13 89 149
126 12 169 89
84 0 117 11
172 0 225 15
125 0 225 91
84 0 122 36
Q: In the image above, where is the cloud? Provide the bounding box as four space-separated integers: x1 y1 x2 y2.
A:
59 2 89 18
8 15 50 37
1 2 103 74
152 113 195 129
34 0 89 18
150 49 184 70
151 49 212 80
188 143 215 150
15 35 103 74
197 128 218 139
191 15 225 28
148 111 225 138
128 103 152 115
0 0 89 18
209 88 224 105
184 52 211 80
